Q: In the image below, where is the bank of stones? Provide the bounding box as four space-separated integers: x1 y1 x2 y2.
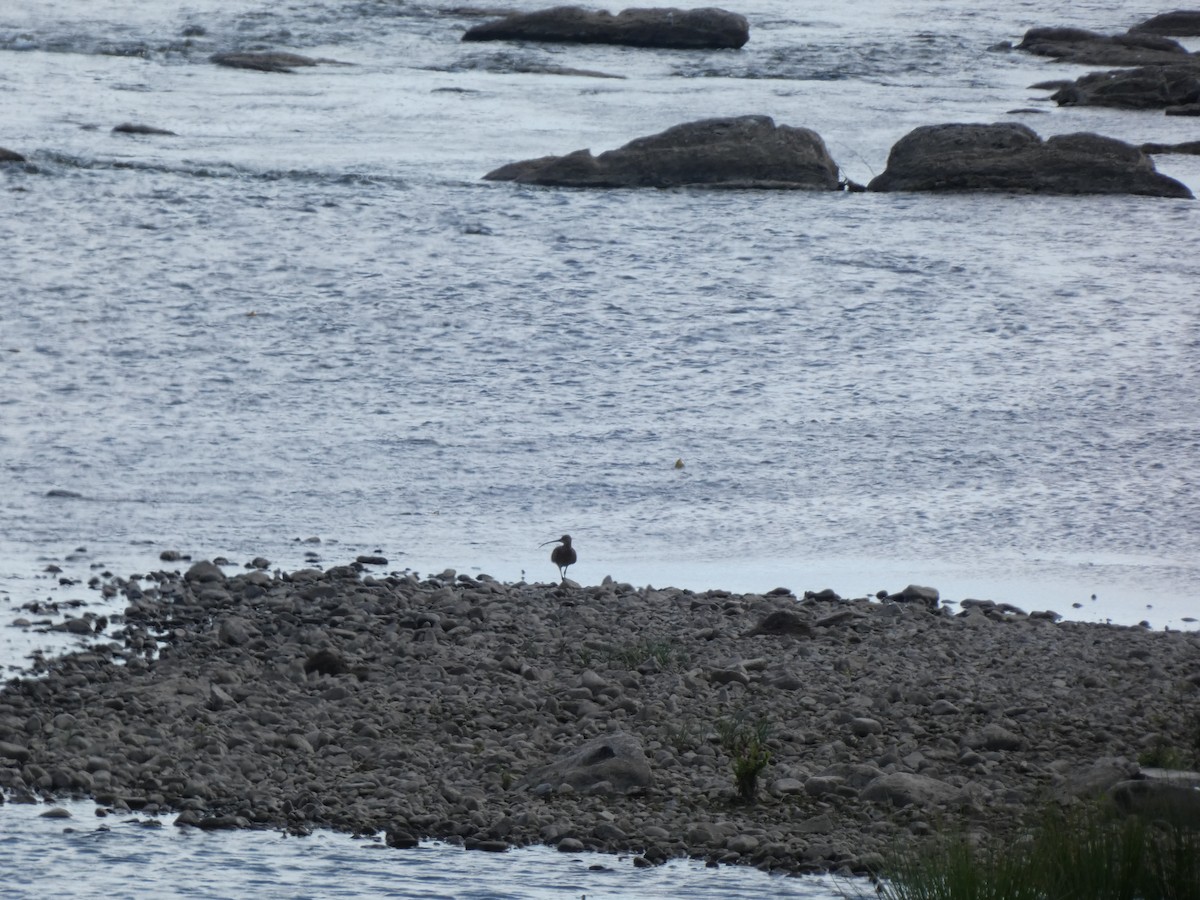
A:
2 561 1198 876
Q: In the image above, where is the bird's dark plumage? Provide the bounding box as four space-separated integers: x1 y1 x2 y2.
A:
539 534 576 582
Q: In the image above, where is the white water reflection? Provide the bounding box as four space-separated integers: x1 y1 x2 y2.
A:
0 800 864 900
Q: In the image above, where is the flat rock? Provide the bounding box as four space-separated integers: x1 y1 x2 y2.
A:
210 51 321 72
867 123 1193 198
462 6 749 50
484 115 841 190
1016 26 1195 66
1051 65 1200 111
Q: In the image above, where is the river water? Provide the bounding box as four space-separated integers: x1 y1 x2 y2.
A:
1 0 1198 893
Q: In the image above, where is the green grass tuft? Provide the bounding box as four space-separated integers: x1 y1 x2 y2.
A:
715 715 771 803
871 804 1200 900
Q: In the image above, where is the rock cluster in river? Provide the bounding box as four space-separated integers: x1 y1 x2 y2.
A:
486 116 1192 198
1017 13 1200 115
2 561 1199 876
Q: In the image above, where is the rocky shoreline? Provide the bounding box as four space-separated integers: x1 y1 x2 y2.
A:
2 561 1198 877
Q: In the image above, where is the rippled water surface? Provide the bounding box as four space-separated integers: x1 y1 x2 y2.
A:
1 0 1199 889
0 800 856 899
3 0 1200 630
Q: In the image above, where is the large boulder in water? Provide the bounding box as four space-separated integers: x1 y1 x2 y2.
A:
1050 65 1200 110
0 147 25 163
867 123 1192 198
1015 26 1194 66
1130 11 1200 36
462 6 749 50
484 115 841 189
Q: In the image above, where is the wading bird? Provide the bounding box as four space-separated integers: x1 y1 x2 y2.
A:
539 535 576 582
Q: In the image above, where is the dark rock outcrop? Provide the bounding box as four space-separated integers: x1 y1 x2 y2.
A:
1016 26 1194 66
1129 10 1200 36
484 115 841 190
1050 65 1200 110
867 123 1193 198
462 6 749 50
1 147 26 163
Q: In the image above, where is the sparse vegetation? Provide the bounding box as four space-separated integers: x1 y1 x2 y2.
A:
715 714 771 803
871 804 1200 900
610 638 689 672
1139 702 1200 771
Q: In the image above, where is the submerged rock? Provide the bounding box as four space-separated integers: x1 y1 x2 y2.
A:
867 123 1193 198
484 115 841 189
210 51 321 72
461 6 750 50
112 122 177 136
